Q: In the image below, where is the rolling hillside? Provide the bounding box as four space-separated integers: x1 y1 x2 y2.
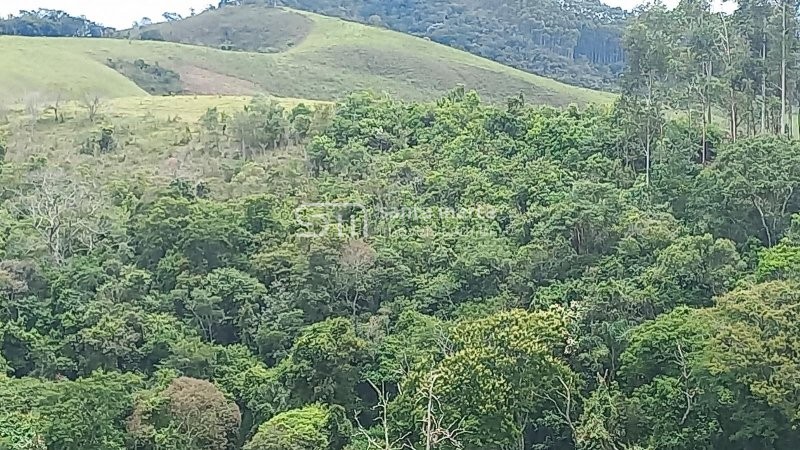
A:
0 6 612 106
277 0 627 89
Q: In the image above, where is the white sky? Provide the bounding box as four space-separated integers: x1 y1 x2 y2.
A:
0 0 733 29
0 0 217 28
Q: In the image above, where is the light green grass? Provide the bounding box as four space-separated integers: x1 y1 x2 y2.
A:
105 95 330 121
0 6 614 106
0 38 146 101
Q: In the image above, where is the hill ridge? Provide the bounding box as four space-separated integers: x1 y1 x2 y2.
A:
0 6 613 106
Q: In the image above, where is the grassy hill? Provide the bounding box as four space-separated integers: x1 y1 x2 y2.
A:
275 0 627 89
0 6 612 106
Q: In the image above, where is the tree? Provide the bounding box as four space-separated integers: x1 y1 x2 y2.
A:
162 12 183 22
24 92 42 124
714 13 748 141
709 281 800 424
10 169 121 263
671 0 721 163
82 93 102 123
619 307 719 449
397 309 577 449
198 107 227 155
698 135 800 245
171 267 268 345
127 377 241 450
229 97 289 158
0 371 144 450
0 134 6 172
0 411 46 450
281 318 367 410
575 378 630 450
336 239 377 327
244 404 351 450
619 3 672 185
46 92 64 123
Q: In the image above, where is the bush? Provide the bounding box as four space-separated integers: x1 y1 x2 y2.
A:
139 29 164 41
79 127 116 155
106 59 183 95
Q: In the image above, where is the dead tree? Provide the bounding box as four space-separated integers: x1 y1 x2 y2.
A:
47 92 65 123
11 169 109 263
357 380 410 450
357 373 466 450
83 93 103 123
421 373 466 450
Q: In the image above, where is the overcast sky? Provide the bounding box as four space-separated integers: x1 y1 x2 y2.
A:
0 0 731 29
0 0 217 28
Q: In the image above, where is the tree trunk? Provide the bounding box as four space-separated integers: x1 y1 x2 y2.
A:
646 75 653 186
762 38 768 133
731 87 737 141
702 116 707 165
645 124 651 186
782 0 788 135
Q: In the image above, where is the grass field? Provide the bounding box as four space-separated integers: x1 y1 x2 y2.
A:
105 95 329 121
0 6 613 106
129 7 314 54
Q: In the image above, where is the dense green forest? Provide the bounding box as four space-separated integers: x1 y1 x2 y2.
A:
4 0 800 449
3 90 800 449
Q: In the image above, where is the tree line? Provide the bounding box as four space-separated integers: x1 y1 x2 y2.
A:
621 0 800 166
0 9 111 37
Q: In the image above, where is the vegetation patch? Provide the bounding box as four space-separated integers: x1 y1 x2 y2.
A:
106 59 183 95
0 8 111 37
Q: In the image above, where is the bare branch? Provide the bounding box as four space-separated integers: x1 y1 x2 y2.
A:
9 169 115 263
675 343 696 425
357 379 410 450
83 93 103 123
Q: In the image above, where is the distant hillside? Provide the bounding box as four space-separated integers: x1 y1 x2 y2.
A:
270 0 628 89
0 8 112 37
127 7 313 54
0 7 612 106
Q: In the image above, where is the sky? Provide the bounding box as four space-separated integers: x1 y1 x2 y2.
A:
0 0 218 29
0 0 732 29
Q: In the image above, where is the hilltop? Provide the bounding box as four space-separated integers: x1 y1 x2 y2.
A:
0 6 612 106
263 0 627 89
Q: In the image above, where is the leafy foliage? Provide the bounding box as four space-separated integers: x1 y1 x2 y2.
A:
2 77 800 450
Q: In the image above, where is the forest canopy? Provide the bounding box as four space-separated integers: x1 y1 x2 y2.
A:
3 0 800 448
1 82 800 448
